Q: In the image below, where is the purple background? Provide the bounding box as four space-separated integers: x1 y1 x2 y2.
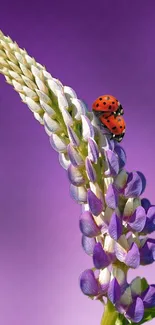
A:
1 1 155 324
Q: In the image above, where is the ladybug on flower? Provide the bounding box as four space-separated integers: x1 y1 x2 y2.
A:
92 95 126 142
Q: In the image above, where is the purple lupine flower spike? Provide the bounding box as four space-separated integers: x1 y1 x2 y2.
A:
1 31 155 325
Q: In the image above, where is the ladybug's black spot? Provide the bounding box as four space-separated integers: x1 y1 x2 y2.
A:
120 126 122 128
99 97 102 100
107 120 110 122
108 105 112 110
96 104 99 107
112 126 117 130
103 102 106 105
112 101 115 104
107 96 110 100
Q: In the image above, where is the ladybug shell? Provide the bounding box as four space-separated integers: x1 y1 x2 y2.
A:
92 95 120 113
99 114 126 136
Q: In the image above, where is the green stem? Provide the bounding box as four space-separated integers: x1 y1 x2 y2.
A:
100 300 118 325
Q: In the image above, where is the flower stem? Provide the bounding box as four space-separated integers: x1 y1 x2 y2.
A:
100 300 118 325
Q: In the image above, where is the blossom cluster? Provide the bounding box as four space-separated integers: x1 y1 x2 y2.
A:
0 30 155 325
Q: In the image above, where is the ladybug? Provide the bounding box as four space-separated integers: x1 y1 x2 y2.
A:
92 95 124 117
99 114 126 142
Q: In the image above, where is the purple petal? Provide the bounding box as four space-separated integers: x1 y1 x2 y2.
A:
105 184 119 210
80 269 100 296
85 158 97 182
67 125 80 147
137 171 146 195
67 144 84 167
93 243 110 269
115 242 127 263
50 134 67 153
87 189 103 216
124 172 142 198
82 235 96 255
81 115 94 141
126 297 144 323
128 206 146 232
105 150 119 176
140 238 155 265
147 206 155 220
108 278 121 304
143 206 155 234
125 243 140 269
79 211 101 237
59 152 70 170
68 164 85 186
44 113 61 133
70 184 87 203
88 138 99 163
141 198 151 212
109 213 122 240
71 98 86 120
114 145 126 170
141 285 155 308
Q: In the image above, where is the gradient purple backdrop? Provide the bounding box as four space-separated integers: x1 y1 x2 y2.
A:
1 1 155 325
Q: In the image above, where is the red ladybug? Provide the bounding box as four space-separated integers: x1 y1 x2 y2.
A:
92 95 124 117
99 114 126 142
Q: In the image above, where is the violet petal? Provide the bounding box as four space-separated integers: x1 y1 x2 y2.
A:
105 150 119 176
79 211 101 237
124 172 142 198
88 137 99 163
137 171 146 195
109 213 122 240
115 242 127 263
67 125 80 147
114 145 126 170
105 184 119 210
141 198 151 212
67 144 84 167
141 285 155 308
67 164 85 186
93 243 110 269
87 189 103 216
82 235 96 256
59 152 70 170
108 278 121 304
128 206 146 232
50 134 67 153
85 158 97 182
125 243 140 269
80 269 100 296
81 115 94 141
70 184 87 203
71 98 86 120
143 206 155 234
126 297 144 323
140 238 155 265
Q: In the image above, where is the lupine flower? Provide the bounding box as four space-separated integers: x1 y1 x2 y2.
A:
1 30 155 325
